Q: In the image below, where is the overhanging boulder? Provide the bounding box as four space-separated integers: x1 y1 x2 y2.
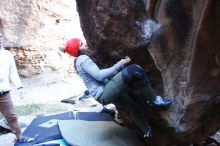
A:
76 0 220 145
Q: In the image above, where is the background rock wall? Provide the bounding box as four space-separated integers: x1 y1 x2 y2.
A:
0 0 86 101
0 0 84 76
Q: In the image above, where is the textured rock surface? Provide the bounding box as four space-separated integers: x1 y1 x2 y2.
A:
76 0 220 145
0 0 84 76
0 0 86 109
148 0 220 144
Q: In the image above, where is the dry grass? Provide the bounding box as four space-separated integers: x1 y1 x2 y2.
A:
15 103 69 116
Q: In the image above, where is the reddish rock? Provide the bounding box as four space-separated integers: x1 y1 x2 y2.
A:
76 0 220 145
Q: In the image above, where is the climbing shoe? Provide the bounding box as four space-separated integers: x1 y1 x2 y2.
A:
144 126 152 139
149 96 172 107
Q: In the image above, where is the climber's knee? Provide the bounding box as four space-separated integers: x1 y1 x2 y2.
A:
122 64 149 88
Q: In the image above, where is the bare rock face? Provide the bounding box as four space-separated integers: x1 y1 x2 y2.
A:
0 0 87 105
0 0 83 76
76 0 164 94
76 0 220 145
76 0 155 67
148 0 220 144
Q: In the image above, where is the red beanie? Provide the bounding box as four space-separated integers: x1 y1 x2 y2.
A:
64 38 81 57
